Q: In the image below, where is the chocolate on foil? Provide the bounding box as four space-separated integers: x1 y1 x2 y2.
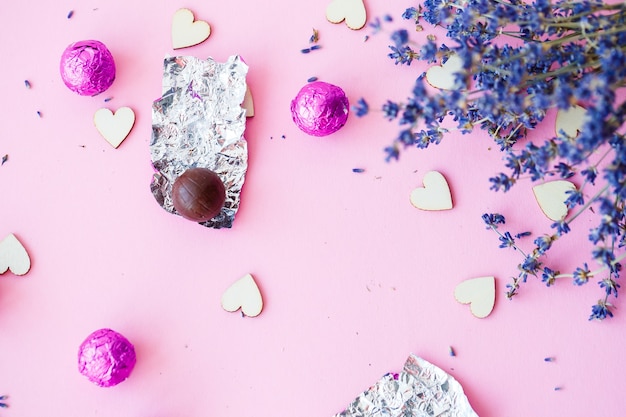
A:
77 328 136 388
172 167 226 222
60 40 116 96
150 55 249 228
291 81 349 136
334 354 478 417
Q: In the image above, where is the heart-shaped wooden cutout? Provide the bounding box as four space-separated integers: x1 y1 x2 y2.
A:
221 274 263 317
425 54 464 90
242 87 254 117
94 107 135 148
410 171 453 211
555 105 586 138
454 276 495 318
0 233 31 276
533 180 576 221
172 8 211 49
326 0 367 30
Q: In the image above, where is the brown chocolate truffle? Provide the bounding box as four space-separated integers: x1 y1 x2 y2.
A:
172 168 226 222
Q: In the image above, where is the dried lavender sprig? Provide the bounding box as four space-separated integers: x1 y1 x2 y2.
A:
358 0 626 319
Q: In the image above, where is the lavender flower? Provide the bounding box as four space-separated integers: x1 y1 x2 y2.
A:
360 0 626 319
352 98 369 117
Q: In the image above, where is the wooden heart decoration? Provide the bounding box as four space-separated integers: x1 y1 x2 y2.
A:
326 0 367 30
221 274 263 317
454 276 495 318
172 8 211 49
0 233 31 276
93 107 135 148
425 55 464 90
242 86 254 117
555 105 586 137
533 180 576 221
410 171 453 211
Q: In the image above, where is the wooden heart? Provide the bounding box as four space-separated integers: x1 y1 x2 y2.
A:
555 105 586 137
425 55 464 90
221 274 263 317
0 233 31 276
242 87 254 117
93 107 135 148
325 0 367 30
533 180 576 221
410 171 453 211
454 276 495 318
172 8 211 49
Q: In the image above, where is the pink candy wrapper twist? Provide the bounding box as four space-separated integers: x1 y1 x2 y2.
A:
291 81 349 136
60 40 116 96
78 328 136 387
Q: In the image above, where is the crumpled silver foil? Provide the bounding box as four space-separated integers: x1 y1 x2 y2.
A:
334 354 478 417
150 55 248 228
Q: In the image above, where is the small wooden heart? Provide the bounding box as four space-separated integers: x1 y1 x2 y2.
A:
172 8 211 49
221 274 263 317
0 233 31 276
410 171 453 211
533 180 576 221
425 55 464 90
555 105 586 138
325 0 367 30
242 87 254 117
454 276 495 318
94 107 135 148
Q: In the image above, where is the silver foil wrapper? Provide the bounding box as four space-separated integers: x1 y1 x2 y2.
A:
334 354 478 417
150 55 249 228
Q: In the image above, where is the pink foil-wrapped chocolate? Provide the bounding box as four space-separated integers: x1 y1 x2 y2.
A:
60 40 116 96
77 328 136 387
290 81 349 136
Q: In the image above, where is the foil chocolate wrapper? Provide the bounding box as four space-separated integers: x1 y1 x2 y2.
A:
151 55 249 228
334 354 478 417
60 40 116 96
77 328 136 388
291 81 349 136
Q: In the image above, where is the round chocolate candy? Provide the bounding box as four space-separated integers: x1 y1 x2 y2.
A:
172 167 226 222
77 328 136 387
290 81 349 136
60 40 116 96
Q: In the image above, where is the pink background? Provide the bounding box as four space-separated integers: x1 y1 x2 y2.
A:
1 0 624 416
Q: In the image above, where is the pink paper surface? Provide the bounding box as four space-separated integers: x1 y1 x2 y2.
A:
0 1 624 416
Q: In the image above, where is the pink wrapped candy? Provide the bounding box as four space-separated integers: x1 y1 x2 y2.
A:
60 40 116 96
78 328 136 387
290 81 349 136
